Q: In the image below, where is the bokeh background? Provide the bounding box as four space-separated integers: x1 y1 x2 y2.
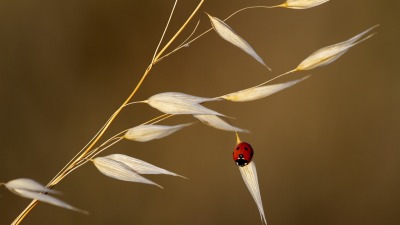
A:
1 0 399 224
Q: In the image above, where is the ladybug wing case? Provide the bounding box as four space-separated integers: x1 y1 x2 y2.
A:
233 142 254 167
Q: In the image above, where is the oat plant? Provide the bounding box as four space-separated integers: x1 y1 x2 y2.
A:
1 0 377 224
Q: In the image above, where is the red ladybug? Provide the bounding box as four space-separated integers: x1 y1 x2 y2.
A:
233 142 254 167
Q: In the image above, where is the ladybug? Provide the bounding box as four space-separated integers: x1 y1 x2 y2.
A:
233 142 254 167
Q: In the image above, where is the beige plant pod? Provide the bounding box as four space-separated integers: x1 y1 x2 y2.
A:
104 154 185 178
150 92 214 104
221 76 309 102
93 157 163 188
297 25 378 70
5 178 59 194
194 114 249 132
206 13 271 70
238 162 267 225
124 123 192 142
278 0 330 9
4 178 87 213
146 92 225 116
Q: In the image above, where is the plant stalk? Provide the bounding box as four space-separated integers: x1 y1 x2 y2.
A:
11 1 204 224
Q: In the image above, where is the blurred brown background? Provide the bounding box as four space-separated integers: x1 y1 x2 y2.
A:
0 0 399 224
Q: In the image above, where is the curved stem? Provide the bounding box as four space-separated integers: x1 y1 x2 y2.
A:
225 5 279 21
142 114 171 125
152 0 178 62
155 4 280 64
52 137 124 186
83 132 127 160
86 138 124 160
255 68 298 87
154 0 204 62
48 109 120 185
12 1 205 224
156 20 201 63
149 114 175 125
12 64 155 225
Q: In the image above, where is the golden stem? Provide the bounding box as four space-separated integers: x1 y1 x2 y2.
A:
236 132 242 144
154 0 204 62
11 1 205 224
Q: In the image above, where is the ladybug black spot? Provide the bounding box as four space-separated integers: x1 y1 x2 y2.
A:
244 147 248 150
236 146 240 150
250 152 254 157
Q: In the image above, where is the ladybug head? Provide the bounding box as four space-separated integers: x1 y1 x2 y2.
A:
235 154 249 167
235 159 249 167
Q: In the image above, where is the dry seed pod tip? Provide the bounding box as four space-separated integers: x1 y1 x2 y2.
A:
206 13 271 71
297 25 378 71
278 0 330 9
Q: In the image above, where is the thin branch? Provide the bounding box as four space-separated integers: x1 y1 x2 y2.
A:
156 20 201 63
155 4 278 64
55 137 124 183
225 5 278 21
149 114 175 125
12 1 206 223
255 68 298 87
86 138 124 160
154 0 205 62
47 109 120 185
152 0 178 63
